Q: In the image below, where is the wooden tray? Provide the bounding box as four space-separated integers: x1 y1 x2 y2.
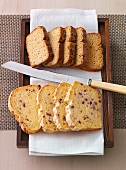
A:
17 18 114 148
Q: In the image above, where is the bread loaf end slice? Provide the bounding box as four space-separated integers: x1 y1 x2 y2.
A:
8 85 41 134
81 33 104 71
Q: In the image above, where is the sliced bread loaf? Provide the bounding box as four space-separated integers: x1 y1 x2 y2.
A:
26 26 53 67
8 85 41 134
82 33 104 71
65 81 102 131
37 84 58 132
63 26 76 66
53 82 71 131
45 27 66 67
71 27 87 68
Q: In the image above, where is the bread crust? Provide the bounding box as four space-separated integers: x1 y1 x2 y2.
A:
62 26 77 67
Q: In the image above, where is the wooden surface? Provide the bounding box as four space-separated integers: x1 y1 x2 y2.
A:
0 0 126 15
18 18 114 148
0 130 126 170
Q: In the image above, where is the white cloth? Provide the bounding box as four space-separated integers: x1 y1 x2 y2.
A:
29 9 104 156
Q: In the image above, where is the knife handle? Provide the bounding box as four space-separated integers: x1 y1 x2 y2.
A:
90 80 126 94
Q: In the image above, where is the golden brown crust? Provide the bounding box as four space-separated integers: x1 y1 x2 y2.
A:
27 26 49 41
48 26 66 43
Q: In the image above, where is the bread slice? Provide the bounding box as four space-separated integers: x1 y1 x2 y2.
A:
63 41 76 66
82 33 104 71
63 26 76 66
71 27 87 68
76 27 87 42
37 84 58 132
53 82 71 131
45 27 66 67
65 26 76 42
26 26 53 67
8 85 41 134
65 81 102 131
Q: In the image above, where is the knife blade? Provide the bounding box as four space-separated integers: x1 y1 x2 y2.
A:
1 61 88 84
1 61 126 94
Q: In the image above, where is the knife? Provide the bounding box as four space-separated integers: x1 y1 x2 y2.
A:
1 61 126 94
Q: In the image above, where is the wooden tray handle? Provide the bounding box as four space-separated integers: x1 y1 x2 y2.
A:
90 80 126 94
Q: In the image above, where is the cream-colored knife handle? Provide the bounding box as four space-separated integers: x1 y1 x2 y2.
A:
90 80 126 94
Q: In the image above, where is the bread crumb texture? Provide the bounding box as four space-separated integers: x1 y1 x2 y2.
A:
65 81 102 131
37 84 58 132
8 85 41 134
53 82 71 131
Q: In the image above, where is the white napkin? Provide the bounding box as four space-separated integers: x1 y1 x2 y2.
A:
29 9 104 156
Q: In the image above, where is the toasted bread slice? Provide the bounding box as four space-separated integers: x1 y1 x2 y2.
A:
8 85 41 134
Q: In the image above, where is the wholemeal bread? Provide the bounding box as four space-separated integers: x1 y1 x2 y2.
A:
26 26 53 67
37 84 58 132
65 81 102 131
65 26 76 42
71 27 87 68
76 27 87 42
45 27 66 67
82 33 104 71
63 26 76 66
53 82 71 131
8 85 41 134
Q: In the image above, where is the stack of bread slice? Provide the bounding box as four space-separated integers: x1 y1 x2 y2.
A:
8 82 102 134
26 26 103 71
